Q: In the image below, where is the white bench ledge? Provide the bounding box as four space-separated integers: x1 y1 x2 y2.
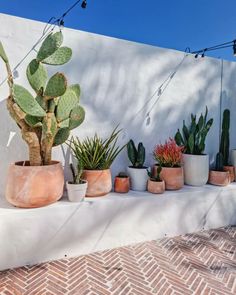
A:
1 184 236 270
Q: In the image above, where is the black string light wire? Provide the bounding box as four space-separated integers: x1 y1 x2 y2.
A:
0 0 87 86
192 39 236 58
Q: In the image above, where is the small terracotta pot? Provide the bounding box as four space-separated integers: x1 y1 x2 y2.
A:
5 161 64 208
208 170 230 186
153 165 184 190
223 166 235 182
114 176 130 193
147 179 165 194
82 169 112 197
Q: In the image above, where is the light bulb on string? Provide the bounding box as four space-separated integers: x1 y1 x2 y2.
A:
233 41 236 56
81 0 87 9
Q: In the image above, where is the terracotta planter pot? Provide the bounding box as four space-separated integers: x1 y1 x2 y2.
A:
5 161 64 208
66 180 88 202
208 170 230 186
82 169 112 197
223 166 235 182
114 176 130 193
153 165 184 190
147 179 165 194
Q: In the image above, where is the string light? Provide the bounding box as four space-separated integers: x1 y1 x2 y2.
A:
192 39 236 58
233 41 236 56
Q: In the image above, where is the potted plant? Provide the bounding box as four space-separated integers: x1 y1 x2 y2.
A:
175 107 213 186
153 138 184 190
127 140 148 191
114 172 130 193
68 127 126 197
66 163 88 202
208 152 230 186
0 32 85 208
220 109 234 182
147 166 165 194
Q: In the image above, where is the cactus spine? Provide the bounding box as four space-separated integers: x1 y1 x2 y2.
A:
219 109 230 166
127 140 145 168
0 32 85 166
175 107 213 155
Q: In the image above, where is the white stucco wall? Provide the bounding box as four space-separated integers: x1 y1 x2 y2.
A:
0 13 236 198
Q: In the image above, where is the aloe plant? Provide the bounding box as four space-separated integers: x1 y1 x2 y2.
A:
175 107 213 155
0 32 85 165
68 127 126 170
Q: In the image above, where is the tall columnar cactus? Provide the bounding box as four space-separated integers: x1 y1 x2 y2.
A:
0 32 85 166
215 152 224 171
219 109 230 166
175 107 213 155
127 140 145 168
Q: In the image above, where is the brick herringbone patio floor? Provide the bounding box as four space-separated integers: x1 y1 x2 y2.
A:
0 227 236 295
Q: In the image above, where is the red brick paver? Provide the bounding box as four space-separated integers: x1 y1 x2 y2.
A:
0 226 236 295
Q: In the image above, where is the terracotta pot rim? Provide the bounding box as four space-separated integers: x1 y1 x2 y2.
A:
210 170 229 174
148 179 165 183
12 160 61 168
158 166 183 169
183 153 208 157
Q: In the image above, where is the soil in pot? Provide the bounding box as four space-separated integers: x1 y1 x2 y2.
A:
5 161 64 208
114 176 130 193
208 170 230 186
223 166 235 182
82 169 112 197
153 165 183 190
147 179 165 194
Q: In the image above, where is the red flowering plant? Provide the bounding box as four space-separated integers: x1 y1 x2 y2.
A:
153 138 184 167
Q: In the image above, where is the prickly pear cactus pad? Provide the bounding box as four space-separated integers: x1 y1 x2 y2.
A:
0 31 85 166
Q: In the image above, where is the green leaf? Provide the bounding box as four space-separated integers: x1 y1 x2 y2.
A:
53 127 70 146
187 133 194 154
25 115 42 127
56 88 78 122
69 84 81 101
42 47 72 65
13 84 46 117
69 105 85 130
37 31 63 62
44 72 67 98
26 59 48 93
0 41 8 63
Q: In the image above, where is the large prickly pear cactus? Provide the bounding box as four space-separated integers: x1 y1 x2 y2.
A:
219 109 230 166
175 107 213 155
127 139 146 168
0 31 85 165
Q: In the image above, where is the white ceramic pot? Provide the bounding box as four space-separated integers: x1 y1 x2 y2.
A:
127 166 148 191
231 149 236 166
183 154 209 186
66 180 88 202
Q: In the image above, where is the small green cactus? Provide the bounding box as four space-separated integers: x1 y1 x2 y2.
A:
215 152 224 171
175 107 213 155
0 31 85 166
219 109 230 166
127 139 146 168
147 166 162 182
